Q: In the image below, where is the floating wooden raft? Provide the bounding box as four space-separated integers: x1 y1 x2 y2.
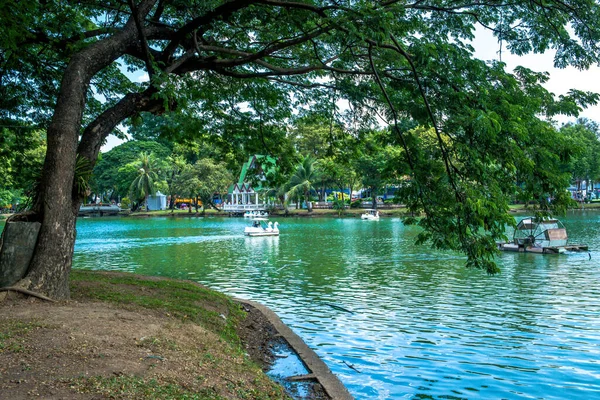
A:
497 242 589 254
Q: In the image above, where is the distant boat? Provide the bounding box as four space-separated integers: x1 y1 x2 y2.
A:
244 210 269 218
78 203 120 217
497 217 588 254
244 218 279 236
361 209 380 220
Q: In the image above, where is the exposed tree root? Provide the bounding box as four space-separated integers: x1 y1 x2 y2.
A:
0 287 56 302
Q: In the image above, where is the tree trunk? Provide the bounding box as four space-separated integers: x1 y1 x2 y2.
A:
306 190 312 212
339 185 346 209
21 50 95 298
372 186 378 210
0 3 157 299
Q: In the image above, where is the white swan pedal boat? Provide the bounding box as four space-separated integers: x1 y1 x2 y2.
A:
361 209 380 220
244 218 279 236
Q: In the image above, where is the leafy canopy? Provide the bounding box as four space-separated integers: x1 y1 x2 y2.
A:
6 0 600 272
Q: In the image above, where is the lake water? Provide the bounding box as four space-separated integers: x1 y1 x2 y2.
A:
70 213 600 399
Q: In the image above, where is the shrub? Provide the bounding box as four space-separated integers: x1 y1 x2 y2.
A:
120 197 131 209
350 199 362 208
332 198 346 213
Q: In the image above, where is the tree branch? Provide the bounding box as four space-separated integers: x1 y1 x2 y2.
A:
388 35 462 196
128 0 155 80
77 86 166 165
161 0 252 62
367 44 414 170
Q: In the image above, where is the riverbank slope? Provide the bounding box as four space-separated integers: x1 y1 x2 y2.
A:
0 271 323 399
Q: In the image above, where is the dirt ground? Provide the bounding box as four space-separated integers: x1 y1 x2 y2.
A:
0 284 288 399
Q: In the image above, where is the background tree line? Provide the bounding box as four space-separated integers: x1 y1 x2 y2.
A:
5 116 600 214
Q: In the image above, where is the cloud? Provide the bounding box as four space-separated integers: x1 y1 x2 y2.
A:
472 27 600 124
136 73 149 83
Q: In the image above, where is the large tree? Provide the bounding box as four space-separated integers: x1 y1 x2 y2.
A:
560 119 600 194
286 155 321 211
3 0 600 298
92 140 171 201
128 151 162 208
173 158 233 213
354 129 404 209
0 124 46 210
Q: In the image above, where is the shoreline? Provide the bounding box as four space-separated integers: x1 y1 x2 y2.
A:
0 270 350 399
4 202 600 222
91 203 600 219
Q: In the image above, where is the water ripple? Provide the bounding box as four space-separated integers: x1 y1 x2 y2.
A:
72 214 600 399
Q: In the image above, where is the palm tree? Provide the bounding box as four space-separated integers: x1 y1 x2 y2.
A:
165 155 187 211
286 156 321 212
129 151 160 210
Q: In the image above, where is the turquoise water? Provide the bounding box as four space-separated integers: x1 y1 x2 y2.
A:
71 213 600 399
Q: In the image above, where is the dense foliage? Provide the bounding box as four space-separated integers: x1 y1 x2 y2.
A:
0 124 45 210
92 141 172 202
5 0 600 299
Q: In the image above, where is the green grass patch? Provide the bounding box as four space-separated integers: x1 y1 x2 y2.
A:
69 374 285 400
69 375 225 400
69 270 245 346
0 320 44 353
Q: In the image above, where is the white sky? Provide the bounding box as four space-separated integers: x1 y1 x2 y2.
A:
101 72 148 151
471 27 600 125
100 29 600 152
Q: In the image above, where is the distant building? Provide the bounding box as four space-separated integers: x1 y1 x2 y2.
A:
223 155 276 213
147 191 167 210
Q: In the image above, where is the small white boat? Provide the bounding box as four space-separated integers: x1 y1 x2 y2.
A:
244 218 279 236
243 210 269 218
361 209 380 220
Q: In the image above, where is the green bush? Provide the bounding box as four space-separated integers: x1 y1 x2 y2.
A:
121 197 131 209
332 198 345 209
350 199 362 208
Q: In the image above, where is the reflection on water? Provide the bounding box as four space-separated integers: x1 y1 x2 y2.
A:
73 213 600 399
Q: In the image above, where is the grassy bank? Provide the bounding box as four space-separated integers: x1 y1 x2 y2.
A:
0 270 287 399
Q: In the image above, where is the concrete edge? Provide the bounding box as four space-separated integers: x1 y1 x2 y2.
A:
237 298 353 400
